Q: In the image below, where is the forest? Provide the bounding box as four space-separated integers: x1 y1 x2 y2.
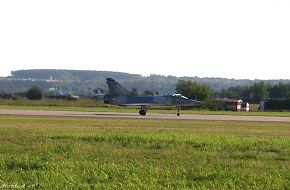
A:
218 82 290 103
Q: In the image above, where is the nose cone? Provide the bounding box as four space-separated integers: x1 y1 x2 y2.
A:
191 99 203 107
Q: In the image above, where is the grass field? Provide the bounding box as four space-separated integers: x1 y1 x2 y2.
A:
0 116 289 189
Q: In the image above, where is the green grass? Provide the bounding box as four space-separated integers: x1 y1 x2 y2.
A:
0 116 289 189
0 97 107 107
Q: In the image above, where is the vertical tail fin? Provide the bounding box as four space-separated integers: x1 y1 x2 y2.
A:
106 78 131 96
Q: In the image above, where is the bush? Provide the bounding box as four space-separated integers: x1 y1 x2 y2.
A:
176 80 213 101
26 86 43 100
265 98 290 111
203 99 225 111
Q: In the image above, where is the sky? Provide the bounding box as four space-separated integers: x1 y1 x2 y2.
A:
1 0 290 80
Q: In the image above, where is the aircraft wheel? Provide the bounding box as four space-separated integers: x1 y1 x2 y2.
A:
177 113 180 116
139 110 146 116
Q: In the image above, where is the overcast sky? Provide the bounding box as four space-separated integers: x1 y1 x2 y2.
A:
1 0 290 79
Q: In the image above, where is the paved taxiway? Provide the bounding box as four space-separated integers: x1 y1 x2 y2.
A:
0 109 290 122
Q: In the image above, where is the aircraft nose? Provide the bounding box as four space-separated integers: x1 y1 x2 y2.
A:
191 100 203 107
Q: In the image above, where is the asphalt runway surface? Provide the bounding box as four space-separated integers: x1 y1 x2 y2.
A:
0 109 290 122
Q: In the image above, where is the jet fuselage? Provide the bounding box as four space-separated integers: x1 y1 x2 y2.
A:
104 94 201 107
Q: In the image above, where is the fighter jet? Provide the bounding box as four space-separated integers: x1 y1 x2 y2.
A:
104 78 203 116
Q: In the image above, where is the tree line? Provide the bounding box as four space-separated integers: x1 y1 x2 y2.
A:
177 80 290 103
176 80 290 110
218 82 290 103
4 80 290 110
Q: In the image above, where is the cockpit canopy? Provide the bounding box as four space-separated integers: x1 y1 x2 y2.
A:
173 94 189 99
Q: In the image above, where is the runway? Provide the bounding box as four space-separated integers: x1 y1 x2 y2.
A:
0 109 290 122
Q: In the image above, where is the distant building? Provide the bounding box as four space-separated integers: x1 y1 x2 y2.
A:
217 98 246 112
260 101 266 111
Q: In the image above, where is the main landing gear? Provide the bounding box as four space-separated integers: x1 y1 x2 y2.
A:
177 106 181 116
139 105 147 116
138 105 181 116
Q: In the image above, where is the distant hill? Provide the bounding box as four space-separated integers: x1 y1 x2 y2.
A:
12 69 141 81
1 69 289 95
